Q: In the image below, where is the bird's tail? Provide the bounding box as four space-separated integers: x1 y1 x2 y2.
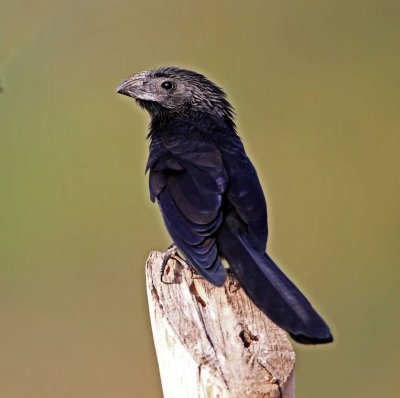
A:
217 216 333 344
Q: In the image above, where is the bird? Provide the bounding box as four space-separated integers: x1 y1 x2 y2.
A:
117 66 333 344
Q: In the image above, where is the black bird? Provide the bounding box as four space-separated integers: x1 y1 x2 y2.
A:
117 67 333 344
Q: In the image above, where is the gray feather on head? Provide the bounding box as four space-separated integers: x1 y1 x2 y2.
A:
117 66 235 125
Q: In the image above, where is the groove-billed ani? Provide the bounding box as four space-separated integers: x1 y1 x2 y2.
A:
117 67 333 344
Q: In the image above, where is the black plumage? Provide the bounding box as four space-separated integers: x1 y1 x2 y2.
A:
117 67 333 344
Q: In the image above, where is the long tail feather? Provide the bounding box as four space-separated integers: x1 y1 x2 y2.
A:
217 215 333 344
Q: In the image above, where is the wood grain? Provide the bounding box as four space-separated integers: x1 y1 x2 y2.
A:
146 251 295 398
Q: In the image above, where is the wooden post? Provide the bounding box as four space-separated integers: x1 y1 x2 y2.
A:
146 251 295 398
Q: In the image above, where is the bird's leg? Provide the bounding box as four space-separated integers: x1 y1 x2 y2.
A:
227 268 240 293
160 244 177 283
160 244 187 284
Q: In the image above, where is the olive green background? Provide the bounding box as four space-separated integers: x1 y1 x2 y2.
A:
1 0 399 397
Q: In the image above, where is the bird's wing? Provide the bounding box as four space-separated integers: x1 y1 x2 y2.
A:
148 127 229 286
219 136 269 251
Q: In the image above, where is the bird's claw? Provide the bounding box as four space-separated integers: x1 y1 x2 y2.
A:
227 268 240 293
160 244 186 284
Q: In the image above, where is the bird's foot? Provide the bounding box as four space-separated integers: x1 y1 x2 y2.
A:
227 268 240 294
160 244 186 284
188 266 203 281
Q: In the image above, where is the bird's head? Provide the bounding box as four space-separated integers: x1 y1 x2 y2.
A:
117 66 234 124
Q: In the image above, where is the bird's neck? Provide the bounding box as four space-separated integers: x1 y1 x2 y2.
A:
148 108 236 139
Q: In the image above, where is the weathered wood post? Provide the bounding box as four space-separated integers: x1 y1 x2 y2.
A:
146 251 295 398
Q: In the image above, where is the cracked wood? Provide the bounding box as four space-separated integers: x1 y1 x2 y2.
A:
146 251 295 398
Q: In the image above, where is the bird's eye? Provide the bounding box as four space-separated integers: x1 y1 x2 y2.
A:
161 81 174 90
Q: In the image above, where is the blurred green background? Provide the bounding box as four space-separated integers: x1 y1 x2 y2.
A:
1 0 399 397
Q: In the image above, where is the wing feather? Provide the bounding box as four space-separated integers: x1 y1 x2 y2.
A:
148 131 228 286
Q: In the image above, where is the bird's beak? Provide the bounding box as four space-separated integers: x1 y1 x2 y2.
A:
116 71 148 98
